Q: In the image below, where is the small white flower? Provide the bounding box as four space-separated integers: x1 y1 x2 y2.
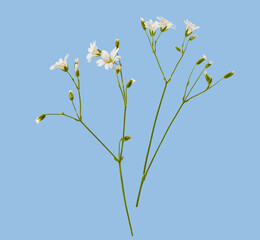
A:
50 54 69 72
86 41 101 62
156 17 176 31
184 19 200 35
96 48 121 70
145 20 160 36
203 55 207 60
35 118 40 124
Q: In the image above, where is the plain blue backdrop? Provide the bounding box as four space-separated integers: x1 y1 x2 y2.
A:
1 0 259 239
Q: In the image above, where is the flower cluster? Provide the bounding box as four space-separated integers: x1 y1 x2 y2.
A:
87 41 121 70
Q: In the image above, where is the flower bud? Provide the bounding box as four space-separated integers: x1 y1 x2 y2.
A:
140 18 146 30
68 90 74 101
74 58 79 77
35 114 46 124
204 71 212 85
115 39 120 48
196 55 207 65
60 112 64 115
122 135 132 142
224 70 234 79
175 46 181 52
115 65 122 75
205 61 213 69
189 35 197 41
126 79 136 88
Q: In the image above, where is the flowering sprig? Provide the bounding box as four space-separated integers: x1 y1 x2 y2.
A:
36 42 135 236
136 17 234 207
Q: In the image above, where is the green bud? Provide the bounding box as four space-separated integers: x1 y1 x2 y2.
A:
115 39 120 48
204 71 212 85
205 61 213 69
140 17 146 31
189 35 197 41
35 114 46 124
68 90 74 101
224 71 234 79
196 55 207 65
122 135 132 142
60 112 64 115
126 79 136 88
175 46 181 52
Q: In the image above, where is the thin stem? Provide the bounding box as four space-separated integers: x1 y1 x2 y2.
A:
67 72 78 89
168 39 189 82
118 161 133 236
136 101 185 207
120 105 127 158
145 30 166 82
145 102 185 176
142 82 168 175
80 120 118 160
71 101 80 119
185 67 206 99
45 113 79 121
183 64 196 98
209 77 225 89
77 77 82 118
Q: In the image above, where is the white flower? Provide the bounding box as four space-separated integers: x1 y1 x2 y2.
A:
96 48 121 70
145 20 160 36
184 19 200 35
86 41 101 62
35 118 40 124
156 17 176 31
203 55 207 60
50 54 69 72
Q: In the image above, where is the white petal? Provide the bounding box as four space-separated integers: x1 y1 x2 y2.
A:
96 59 105 67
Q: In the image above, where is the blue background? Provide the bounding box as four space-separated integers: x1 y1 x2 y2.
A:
1 0 259 239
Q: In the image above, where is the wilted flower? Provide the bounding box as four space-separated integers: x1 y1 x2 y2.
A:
145 20 160 36
35 114 46 124
156 17 176 32
140 17 146 30
184 19 200 36
50 54 69 72
96 48 121 70
224 71 234 79
86 41 101 62
74 58 79 77
126 79 136 88
115 65 122 75
196 55 207 65
205 61 213 68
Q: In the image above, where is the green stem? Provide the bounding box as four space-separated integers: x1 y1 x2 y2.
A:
77 77 82 118
79 120 117 160
183 64 196 98
118 161 133 236
136 101 185 207
67 72 78 89
71 100 80 119
142 82 168 175
145 101 185 176
120 105 127 158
